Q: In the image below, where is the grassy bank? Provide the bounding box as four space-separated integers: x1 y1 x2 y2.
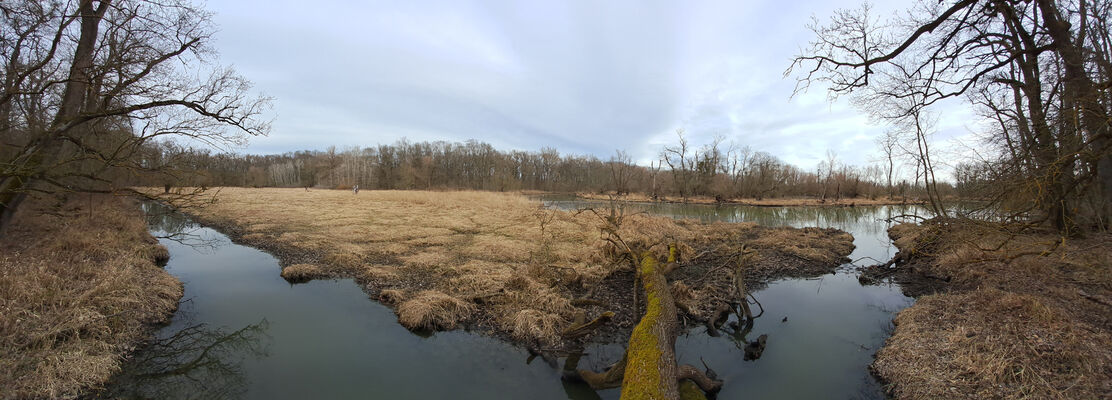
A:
0 194 182 399
163 187 854 349
575 192 922 207
869 221 1112 399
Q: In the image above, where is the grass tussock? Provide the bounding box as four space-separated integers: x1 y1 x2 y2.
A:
157 188 854 346
280 264 325 283
875 221 1112 399
397 290 476 330
508 309 567 344
378 289 406 304
0 194 182 399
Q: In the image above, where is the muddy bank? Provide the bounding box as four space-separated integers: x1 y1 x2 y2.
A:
156 188 855 354
0 195 182 399
861 220 1112 399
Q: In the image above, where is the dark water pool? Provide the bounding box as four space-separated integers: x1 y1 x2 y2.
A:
103 199 918 399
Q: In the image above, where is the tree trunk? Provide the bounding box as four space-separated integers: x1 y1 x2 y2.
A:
0 0 110 232
1038 0 1112 229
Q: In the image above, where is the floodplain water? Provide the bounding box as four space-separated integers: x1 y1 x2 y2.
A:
105 199 920 399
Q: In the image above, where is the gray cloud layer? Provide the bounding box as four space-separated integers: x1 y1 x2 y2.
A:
210 0 975 171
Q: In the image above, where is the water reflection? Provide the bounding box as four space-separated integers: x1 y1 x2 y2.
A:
142 202 225 253
96 320 270 399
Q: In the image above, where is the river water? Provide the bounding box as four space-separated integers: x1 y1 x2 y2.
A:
103 199 920 399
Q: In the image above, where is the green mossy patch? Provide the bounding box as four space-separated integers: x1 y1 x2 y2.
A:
621 253 668 400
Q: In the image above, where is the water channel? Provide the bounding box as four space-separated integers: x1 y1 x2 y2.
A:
103 198 922 399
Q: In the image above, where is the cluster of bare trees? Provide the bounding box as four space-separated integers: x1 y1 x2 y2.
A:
791 0 1112 231
137 135 938 201
657 130 923 201
0 0 270 231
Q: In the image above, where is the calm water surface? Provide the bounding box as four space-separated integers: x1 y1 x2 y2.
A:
540 196 921 400
106 199 920 399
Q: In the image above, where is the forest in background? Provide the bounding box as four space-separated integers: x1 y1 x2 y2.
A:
134 133 948 202
2 0 1110 234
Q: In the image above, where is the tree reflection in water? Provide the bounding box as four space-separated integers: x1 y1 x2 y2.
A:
141 202 224 253
96 320 270 400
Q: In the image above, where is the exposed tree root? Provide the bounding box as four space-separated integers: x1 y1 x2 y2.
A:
576 351 628 390
561 311 615 339
677 364 724 394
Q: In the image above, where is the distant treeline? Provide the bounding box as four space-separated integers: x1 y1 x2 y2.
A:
136 135 946 201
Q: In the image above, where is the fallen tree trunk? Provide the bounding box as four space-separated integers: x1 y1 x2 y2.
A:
621 253 681 399
571 248 722 398
620 252 722 399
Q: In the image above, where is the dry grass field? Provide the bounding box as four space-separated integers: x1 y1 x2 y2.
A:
169 188 854 348
871 221 1112 399
0 195 182 399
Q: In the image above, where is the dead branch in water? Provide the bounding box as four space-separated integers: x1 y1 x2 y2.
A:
561 311 615 339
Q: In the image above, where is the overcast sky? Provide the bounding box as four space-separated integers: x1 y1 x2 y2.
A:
207 0 979 172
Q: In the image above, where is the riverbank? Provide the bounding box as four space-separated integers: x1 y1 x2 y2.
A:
575 192 922 207
0 194 182 399
865 220 1112 399
158 187 854 351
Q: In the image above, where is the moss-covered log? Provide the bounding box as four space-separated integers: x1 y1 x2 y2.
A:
621 253 680 399
619 253 722 399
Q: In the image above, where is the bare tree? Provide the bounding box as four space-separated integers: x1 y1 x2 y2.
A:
607 150 635 195
789 0 1112 231
818 150 838 201
661 129 692 201
876 130 898 199
894 109 948 217
322 145 341 188
0 0 271 231
695 135 725 198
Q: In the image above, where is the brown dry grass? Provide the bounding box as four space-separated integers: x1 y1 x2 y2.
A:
397 290 476 330
875 221 1112 399
749 226 855 265
280 264 325 283
158 188 854 347
0 194 182 399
